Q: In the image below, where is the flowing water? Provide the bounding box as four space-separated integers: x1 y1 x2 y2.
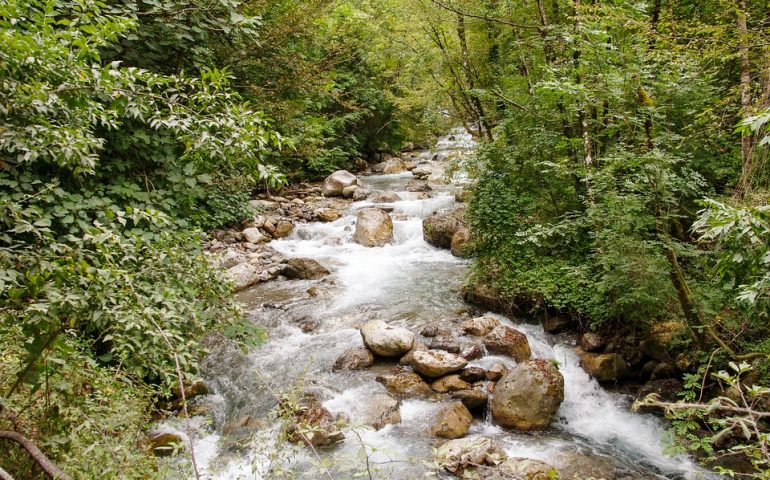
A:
160 129 716 479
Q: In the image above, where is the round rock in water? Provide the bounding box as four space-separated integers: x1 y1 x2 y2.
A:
322 170 360 197
411 349 468 378
360 320 414 357
353 208 393 247
490 359 564 431
484 325 532 363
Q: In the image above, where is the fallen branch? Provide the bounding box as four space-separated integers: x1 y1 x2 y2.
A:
0 431 71 480
633 395 770 419
0 467 14 480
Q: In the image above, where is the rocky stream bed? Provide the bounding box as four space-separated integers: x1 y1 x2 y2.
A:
151 129 718 480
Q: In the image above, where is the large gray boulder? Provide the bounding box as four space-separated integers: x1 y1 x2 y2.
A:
360 320 414 357
354 208 393 247
322 170 360 197
423 207 466 249
490 359 564 431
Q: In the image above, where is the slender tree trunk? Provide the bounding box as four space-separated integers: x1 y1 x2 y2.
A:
456 14 493 140
536 0 553 62
737 0 753 196
573 0 595 204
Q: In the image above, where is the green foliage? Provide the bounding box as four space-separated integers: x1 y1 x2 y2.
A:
0 0 273 476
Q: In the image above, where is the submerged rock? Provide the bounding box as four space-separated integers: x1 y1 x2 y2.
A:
376 369 432 398
496 458 560 480
362 394 401 430
283 395 345 448
411 350 468 378
332 347 375 372
283 257 330 280
360 320 414 357
431 401 473 439
322 170 360 197
490 359 564 431
484 325 532 363
353 208 393 247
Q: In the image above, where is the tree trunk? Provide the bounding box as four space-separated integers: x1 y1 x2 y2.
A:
573 0 595 205
456 14 493 140
737 0 753 196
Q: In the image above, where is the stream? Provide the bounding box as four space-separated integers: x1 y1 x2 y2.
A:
160 129 715 479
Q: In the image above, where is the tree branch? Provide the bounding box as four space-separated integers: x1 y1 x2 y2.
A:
0 431 71 480
428 0 541 30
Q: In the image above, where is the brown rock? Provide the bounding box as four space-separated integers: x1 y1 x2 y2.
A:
453 389 488 411
431 374 472 393
431 401 473 439
376 370 432 398
353 208 393 247
274 221 294 238
542 315 569 333
490 359 564 431
459 366 486 383
283 258 330 280
486 363 509 381
317 209 341 222
580 332 605 352
460 315 500 336
149 432 184 457
362 394 401 430
333 347 375 371
411 350 468 378
484 325 532 363
450 227 472 257
578 350 629 382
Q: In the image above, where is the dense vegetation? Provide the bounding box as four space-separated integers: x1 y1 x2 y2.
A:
2 0 770 478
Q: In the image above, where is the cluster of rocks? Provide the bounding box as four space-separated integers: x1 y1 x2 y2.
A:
434 436 559 479
462 281 694 400
332 316 565 443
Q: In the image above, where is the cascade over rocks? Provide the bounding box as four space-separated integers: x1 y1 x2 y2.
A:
360 320 414 357
484 325 532 363
322 170 361 197
490 359 564 431
353 208 393 247
411 349 468 378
